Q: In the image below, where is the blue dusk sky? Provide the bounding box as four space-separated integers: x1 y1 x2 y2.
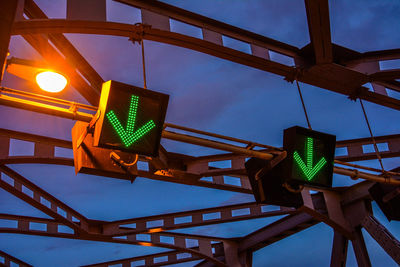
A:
0 0 400 266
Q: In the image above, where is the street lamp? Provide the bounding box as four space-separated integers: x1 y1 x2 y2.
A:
35 71 68 93
6 57 68 93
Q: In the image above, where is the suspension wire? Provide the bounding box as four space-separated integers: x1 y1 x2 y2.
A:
359 98 386 174
283 78 313 193
295 79 312 130
141 40 147 89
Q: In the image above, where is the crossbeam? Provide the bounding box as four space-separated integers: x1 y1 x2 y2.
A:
1 125 400 194
22 0 103 105
0 165 90 233
362 215 400 264
114 0 299 57
0 214 228 267
304 0 332 64
11 19 400 111
238 213 318 252
81 249 207 267
0 249 32 267
103 202 293 237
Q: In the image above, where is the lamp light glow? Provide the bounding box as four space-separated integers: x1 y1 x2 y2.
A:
35 71 68 93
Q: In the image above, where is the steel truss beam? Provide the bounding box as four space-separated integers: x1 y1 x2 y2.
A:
0 214 228 266
0 161 293 235
1 159 397 266
19 33 99 105
330 231 348 267
345 57 399 97
336 133 400 162
80 249 210 267
103 202 293 237
1 128 399 196
11 20 295 77
0 249 32 267
0 166 289 266
238 212 318 252
0 164 89 233
361 215 400 265
8 91 398 183
304 0 332 64
0 127 252 194
20 0 102 105
0 165 345 266
0 211 317 267
86 182 399 266
11 19 400 111
370 70 400 82
1 1 400 265
116 0 400 108
24 0 104 89
0 159 293 235
351 227 372 267
0 0 17 84
114 0 300 57
346 48 400 64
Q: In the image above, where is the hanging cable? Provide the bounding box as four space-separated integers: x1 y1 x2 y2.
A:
110 151 139 167
141 40 147 89
295 79 312 130
359 98 386 174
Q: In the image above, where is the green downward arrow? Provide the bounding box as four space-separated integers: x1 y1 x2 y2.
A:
106 94 155 148
293 137 327 181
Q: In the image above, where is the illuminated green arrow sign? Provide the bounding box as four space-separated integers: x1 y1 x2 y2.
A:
106 94 155 147
293 137 327 181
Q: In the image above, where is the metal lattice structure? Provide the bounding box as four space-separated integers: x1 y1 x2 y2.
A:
0 0 400 266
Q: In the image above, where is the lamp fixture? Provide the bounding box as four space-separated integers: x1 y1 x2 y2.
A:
35 71 68 93
6 57 68 93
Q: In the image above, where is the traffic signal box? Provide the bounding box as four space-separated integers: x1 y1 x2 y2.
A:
72 80 169 179
245 126 336 208
283 126 336 189
245 157 304 208
93 80 169 157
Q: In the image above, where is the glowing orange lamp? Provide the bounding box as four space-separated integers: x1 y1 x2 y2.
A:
35 71 68 93
6 57 68 93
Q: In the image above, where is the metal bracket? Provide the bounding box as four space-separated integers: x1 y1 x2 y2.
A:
254 151 287 181
284 67 304 83
76 110 100 149
129 23 151 44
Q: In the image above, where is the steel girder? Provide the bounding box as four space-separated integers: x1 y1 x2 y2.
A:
1 128 399 194
20 0 102 105
0 213 228 266
10 19 400 111
80 249 210 267
3 166 398 266
0 249 32 267
361 215 400 265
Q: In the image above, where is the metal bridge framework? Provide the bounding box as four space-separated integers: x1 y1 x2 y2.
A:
0 0 399 266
